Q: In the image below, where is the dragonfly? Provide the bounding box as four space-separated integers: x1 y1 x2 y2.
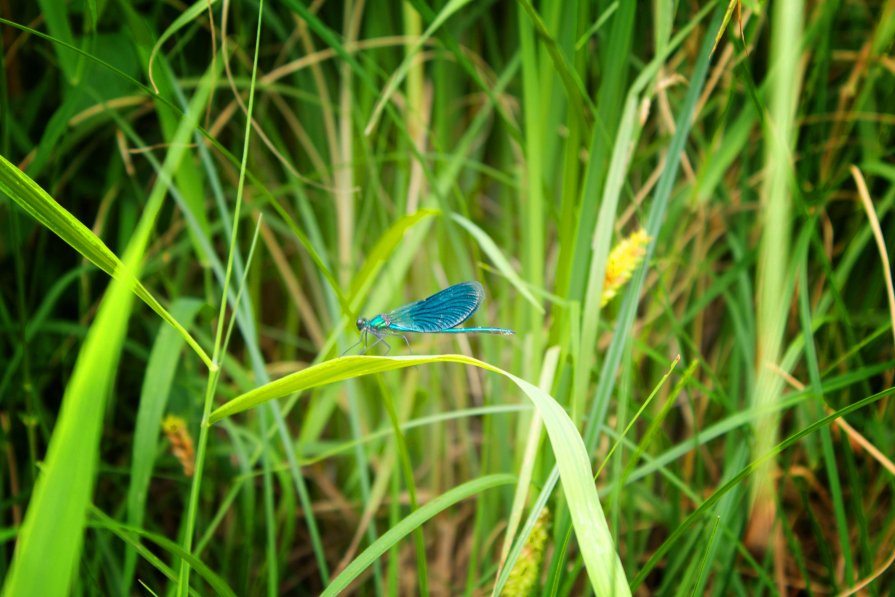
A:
346 281 514 355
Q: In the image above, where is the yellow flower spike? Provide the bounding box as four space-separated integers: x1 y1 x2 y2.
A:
601 228 651 307
503 508 551 596
162 414 195 477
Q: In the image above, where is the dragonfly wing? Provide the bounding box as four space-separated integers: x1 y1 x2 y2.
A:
385 281 484 333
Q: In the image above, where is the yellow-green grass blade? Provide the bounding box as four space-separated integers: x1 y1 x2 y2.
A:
2 237 139 597
0 155 213 369
349 208 439 308
2 60 216 596
209 355 631 596
713 0 741 54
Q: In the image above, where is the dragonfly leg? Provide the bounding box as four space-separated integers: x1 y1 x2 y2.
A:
379 330 411 354
365 331 391 355
341 336 363 356
362 330 369 354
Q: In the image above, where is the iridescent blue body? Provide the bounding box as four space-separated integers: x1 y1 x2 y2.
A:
349 281 514 354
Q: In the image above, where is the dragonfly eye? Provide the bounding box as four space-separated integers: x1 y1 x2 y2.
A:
356 318 366 330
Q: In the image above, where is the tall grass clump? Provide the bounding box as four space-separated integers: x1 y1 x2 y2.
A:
2 0 895 595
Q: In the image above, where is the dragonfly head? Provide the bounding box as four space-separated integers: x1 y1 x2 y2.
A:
356 317 368 331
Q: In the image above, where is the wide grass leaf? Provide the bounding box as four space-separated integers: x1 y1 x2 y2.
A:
2 222 140 597
2 60 215 595
209 355 631 596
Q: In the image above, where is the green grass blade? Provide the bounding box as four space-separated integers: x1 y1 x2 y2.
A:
380 386 429 594
35 0 79 82
516 0 593 126
179 2 269 592
491 347 560 596
572 94 637 420
364 0 474 136
2 49 214 592
123 298 205 590
147 0 219 93
575 2 619 49
749 0 803 542
450 214 544 313
321 474 516 596
349 208 439 305
88 507 237 597
121 1 215 267
8 1 894 593
632 384 895 589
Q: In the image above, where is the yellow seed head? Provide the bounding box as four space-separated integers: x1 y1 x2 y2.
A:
162 414 195 477
503 507 551 597
602 228 651 307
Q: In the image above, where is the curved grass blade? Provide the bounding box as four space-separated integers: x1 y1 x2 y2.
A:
209 355 631 596
0 154 213 369
88 507 237 597
451 214 544 314
147 0 219 93
321 474 515 596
